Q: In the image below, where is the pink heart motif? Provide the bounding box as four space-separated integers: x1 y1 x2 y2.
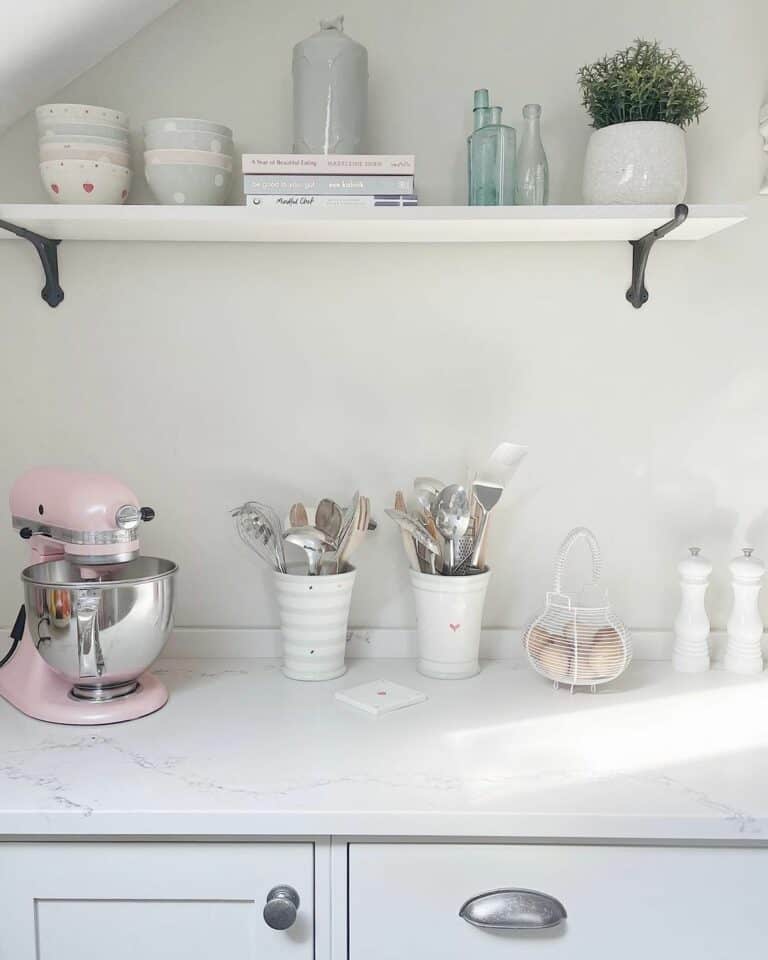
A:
449 623 460 632
51 184 59 194
82 183 94 193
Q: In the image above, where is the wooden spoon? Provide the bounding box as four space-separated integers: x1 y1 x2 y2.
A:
394 491 420 571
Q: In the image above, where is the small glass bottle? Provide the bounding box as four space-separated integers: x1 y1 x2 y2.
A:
467 93 516 206
515 103 549 205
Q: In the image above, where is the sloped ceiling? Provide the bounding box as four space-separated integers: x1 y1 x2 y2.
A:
0 0 181 134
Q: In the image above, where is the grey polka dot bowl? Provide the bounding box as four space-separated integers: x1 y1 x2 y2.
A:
144 129 234 154
145 160 232 205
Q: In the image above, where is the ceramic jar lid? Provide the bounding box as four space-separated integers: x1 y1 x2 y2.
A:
729 547 765 582
678 546 712 581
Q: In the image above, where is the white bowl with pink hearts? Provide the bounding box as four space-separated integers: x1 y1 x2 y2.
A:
39 159 132 204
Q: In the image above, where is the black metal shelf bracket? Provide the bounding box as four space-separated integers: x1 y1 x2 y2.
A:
626 203 688 309
0 219 63 307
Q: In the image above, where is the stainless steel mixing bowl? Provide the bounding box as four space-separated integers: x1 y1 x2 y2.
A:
22 556 177 701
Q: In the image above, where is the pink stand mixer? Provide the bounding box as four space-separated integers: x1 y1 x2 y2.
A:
0 467 178 724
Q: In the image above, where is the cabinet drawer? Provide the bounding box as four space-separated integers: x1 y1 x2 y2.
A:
349 842 768 959
0 841 313 960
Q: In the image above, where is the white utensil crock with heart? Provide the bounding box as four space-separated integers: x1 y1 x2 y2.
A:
409 569 491 679
273 566 356 680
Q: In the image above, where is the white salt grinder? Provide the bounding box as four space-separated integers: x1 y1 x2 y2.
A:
673 547 712 672
724 548 765 674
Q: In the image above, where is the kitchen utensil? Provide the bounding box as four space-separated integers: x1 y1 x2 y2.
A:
453 534 476 574
393 491 420 572
413 476 445 513
22 556 176 700
470 479 503 569
432 485 470 575
673 547 712 673
336 491 360 554
0 467 173 724
339 495 373 567
315 498 343 545
724 548 765 674
522 527 631 691
385 509 440 561
478 443 528 487
289 502 309 528
283 526 334 576
39 159 131 204
233 501 287 573
145 161 232 204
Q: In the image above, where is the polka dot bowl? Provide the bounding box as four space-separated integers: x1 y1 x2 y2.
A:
144 129 234 154
39 160 132 205
144 149 233 171
36 103 128 132
142 117 232 137
145 161 232 205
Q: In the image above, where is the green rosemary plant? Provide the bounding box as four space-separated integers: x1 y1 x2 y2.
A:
577 39 708 130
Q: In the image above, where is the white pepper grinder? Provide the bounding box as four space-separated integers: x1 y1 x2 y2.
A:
724 547 765 674
673 547 712 672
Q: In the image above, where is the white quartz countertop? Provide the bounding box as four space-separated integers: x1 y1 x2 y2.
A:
1 657 766 841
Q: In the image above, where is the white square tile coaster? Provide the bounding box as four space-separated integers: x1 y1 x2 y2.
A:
335 680 427 716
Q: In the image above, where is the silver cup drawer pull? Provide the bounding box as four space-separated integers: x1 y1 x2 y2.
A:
460 888 567 930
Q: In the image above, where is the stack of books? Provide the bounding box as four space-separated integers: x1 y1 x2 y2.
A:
241 154 417 210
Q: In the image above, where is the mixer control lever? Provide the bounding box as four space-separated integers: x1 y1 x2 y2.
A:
140 507 155 522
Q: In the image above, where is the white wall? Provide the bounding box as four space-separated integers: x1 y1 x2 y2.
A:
0 0 766 634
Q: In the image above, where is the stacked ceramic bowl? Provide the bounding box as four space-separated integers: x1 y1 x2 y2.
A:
37 103 132 204
143 118 234 204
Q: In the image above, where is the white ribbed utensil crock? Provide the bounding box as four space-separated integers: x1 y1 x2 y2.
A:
409 569 491 679
273 567 356 680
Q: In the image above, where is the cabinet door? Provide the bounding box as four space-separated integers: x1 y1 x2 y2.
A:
0 842 313 960
349 842 768 959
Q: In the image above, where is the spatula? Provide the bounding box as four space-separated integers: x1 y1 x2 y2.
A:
470 480 503 569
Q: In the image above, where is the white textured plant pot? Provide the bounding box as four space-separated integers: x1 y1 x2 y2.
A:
273 567 356 681
409 569 491 679
582 121 687 204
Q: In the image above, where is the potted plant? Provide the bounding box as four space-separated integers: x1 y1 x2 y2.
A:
578 38 707 203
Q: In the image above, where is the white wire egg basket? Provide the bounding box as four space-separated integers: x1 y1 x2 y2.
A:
523 527 632 692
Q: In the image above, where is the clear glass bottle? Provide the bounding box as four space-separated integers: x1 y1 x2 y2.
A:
467 92 516 206
515 103 549 205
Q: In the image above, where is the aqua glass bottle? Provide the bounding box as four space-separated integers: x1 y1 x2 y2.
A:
515 103 549 205
467 93 516 205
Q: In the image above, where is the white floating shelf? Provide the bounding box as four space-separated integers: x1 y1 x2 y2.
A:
0 202 746 244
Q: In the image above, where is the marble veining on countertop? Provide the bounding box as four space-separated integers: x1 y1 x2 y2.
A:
0 657 766 840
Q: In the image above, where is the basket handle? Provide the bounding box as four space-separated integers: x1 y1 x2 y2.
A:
553 527 602 595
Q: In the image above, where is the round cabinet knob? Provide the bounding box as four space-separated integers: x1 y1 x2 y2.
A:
263 885 300 930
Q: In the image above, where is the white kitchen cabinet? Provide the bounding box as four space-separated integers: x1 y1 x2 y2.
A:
348 842 768 959
0 842 314 960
